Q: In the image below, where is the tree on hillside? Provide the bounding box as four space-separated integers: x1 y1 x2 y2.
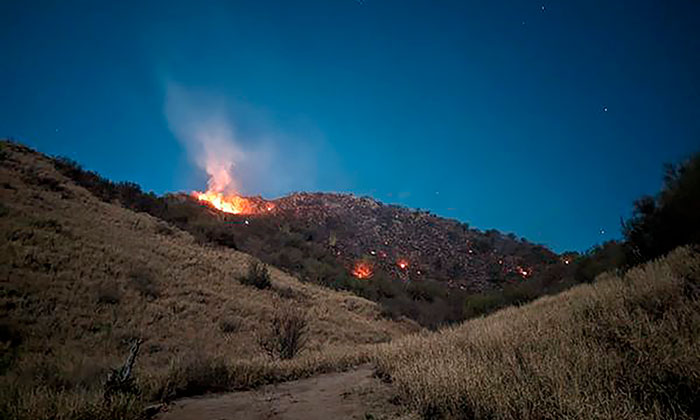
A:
623 152 700 262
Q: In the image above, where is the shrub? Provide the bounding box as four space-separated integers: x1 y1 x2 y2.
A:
623 152 700 263
258 308 308 360
574 240 628 283
96 281 121 305
219 317 240 333
239 260 272 290
463 291 504 319
156 355 231 401
129 269 160 300
374 247 700 419
405 280 445 302
104 339 142 402
0 321 22 375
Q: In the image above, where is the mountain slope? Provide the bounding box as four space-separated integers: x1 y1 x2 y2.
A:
0 141 417 418
374 246 700 419
268 192 560 289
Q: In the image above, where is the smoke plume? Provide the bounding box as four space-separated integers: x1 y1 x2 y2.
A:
164 82 318 197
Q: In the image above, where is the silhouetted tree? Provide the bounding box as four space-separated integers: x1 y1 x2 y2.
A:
623 152 700 262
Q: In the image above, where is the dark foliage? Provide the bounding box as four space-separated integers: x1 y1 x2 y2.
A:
129 268 160 300
258 308 308 359
574 241 628 283
219 317 240 333
0 322 23 375
104 339 142 402
48 151 594 328
156 355 232 401
623 153 700 263
239 260 272 290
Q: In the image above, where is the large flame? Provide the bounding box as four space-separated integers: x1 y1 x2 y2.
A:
190 143 261 214
193 190 258 214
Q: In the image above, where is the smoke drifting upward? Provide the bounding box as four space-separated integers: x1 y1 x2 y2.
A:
164 82 319 197
165 84 244 195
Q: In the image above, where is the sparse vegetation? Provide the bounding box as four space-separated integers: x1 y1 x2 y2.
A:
3 139 700 419
96 281 121 305
624 152 700 263
129 268 160 300
258 308 309 360
374 246 700 419
0 141 412 419
218 317 241 334
43 140 563 328
239 259 272 289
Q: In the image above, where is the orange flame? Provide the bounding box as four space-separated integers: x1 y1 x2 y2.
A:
193 190 257 215
352 261 373 279
397 259 409 270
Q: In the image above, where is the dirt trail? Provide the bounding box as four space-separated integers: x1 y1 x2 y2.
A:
157 365 411 420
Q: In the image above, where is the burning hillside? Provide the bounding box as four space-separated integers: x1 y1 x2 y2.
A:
217 192 561 292
193 190 276 215
185 147 556 289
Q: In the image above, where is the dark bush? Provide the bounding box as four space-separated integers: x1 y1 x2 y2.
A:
624 152 700 263
96 282 121 305
219 317 240 333
258 308 308 359
129 269 160 300
156 355 231 401
574 241 628 283
463 292 505 319
239 260 272 290
405 280 445 302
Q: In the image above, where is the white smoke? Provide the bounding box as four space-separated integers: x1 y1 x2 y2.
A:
164 82 319 197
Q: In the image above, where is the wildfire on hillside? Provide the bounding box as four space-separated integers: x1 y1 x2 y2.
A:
352 261 374 279
193 190 260 214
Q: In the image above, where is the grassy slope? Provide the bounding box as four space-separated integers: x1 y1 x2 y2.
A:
374 246 700 419
0 142 418 418
2 140 699 419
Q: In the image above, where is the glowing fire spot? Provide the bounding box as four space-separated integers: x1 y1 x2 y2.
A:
266 203 275 212
516 266 531 278
352 261 373 279
193 191 257 215
397 259 409 270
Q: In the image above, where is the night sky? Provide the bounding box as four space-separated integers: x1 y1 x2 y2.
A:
1 1 699 252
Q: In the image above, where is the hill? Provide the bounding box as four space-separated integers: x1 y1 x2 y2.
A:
267 192 560 290
0 141 417 418
42 144 571 327
374 245 700 419
3 139 698 420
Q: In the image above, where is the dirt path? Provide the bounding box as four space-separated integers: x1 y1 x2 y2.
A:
157 365 412 420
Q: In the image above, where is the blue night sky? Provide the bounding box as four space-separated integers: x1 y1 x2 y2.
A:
1 1 699 252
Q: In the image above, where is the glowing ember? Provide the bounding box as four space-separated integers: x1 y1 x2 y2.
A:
193 191 257 214
516 266 531 278
352 261 373 279
397 259 409 270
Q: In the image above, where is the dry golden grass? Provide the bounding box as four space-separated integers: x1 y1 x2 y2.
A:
3 140 699 419
0 141 418 419
373 246 700 419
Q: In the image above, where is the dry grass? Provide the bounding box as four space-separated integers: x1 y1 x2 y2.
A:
3 140 699 419
0 141 417 419
373 246 700 419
